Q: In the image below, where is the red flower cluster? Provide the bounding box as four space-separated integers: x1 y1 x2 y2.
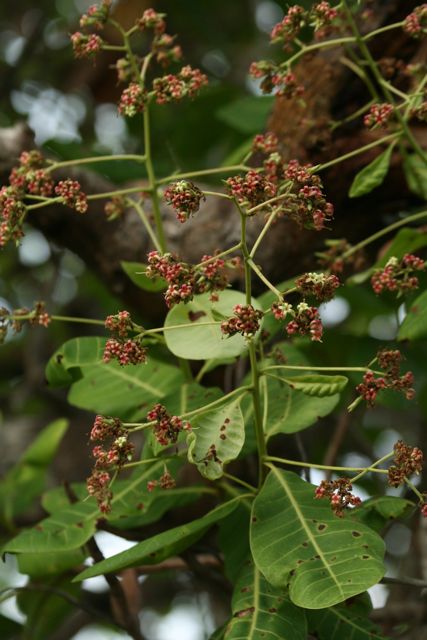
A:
137 8 166 34
103 310 146 366
311 2 339 30
316 238 365 274
55 180 88 213
295 272 340 302
356 349 415 407
147 403 191 446
80 1 111 30
285 302 323 341
153 66 208 105
284 159 334 230
363 103 394 129
118 83 147 117
146 251 230 307
104 196 126 221
0 302 51 344
0 187 25 248
152 33 183 67
403 5 427 38
221 304 264 339
70 32 103 59
252 132 279 155
249 62 304 97
315 478 361 517
270 5 307 45
147 470 176 492
87 414 134 512
387 440 424 487
9 151 53 197
226 170 277 209
163 180 205 223
371 254 425 295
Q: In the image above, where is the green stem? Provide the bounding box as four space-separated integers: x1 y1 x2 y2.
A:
264 456 389 475
249 206 282 258
248 259 283 299
362 21 404 40
194 243 241 268
46 154 146 173
143 321 221 335
284 36 355 69
246 191 291 215
222 472 257 493
404 477 425 503
26 197 62 210
202 190 233 200
239 205 267 486
156 165 250 186
144 105 167 252
131 199 162 252
262 364 381 374
342 210 427 260
350 452 394 483
87 186 149 201
316 133 401 172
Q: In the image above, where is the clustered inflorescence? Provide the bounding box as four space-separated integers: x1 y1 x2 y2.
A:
315 478 361 517
0 302 51 344
87 414 134 513
146 250 234 307
220 304 264 339
356 349 415 407
371 254 426 295
103 310 147 366
146 403 191 446
163 180 206 223
387 440 423 488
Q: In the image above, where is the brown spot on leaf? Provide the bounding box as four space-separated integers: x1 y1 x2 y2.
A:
318 523 326 531
189 310 207 322
352 531 361 537
235 607 254 618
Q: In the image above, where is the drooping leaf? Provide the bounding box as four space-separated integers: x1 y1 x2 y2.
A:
45 336 106 387
218 502 252 582
4 459 170 553
403 154 427 200
398 289 427 341
307 593 389 640
276 374 348 397
67 357 184 416
250 468 385 609
224 560 307 640
121 261 166 291
74 496 247 580
17 549 86 578
164 291 262 360
0 419 68 525
187 395 245 480
349 145 394 198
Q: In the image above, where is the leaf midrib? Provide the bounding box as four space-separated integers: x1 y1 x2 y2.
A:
270 467 345 599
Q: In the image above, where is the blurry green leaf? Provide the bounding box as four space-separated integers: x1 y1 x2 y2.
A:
403 154 427 199
164 291 262 360
307 593 389 639
0 419 68 525
121 261 166 292
0 614 22 639
216 96 275 134
398 289 427 341
349 145 394 198
250 468 385 608
74 496 246 580
224 560 307 640
17 549 85 578
187 396 245 480
46 336 106 387
353 496 414 532
218 503 251 582
276 374 349 397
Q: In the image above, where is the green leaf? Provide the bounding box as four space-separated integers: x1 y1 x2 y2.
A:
0 419 68 525
74 496 246 580
4 459 169 553
263 377 340 437
403 154 427 200
250 468 385 609
307 594 389 639
164 290 262 360
216 96 275 134
45 336 106 387
218 503 251 582
352 496 414 533
224 560 307 640
121 261 166 292
349 145 394 198
188 396 245 480
0 614 22 639
67 357 184 416
17 549 86 578
398 289 427 341
278 374 348 397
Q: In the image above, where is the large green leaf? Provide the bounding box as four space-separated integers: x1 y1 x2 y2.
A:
46 336 106 387
0 419 68 525
74 496 247 580
250 468 385 609
275 374 348 397
307 594 389 639
351 496 414 533
349 145 394 198
17 548 86 578
67 357 184 416
218 503 251 582
224 561 307 640
398 289 427 341
403 154 427 199
188 396 245 479
121 260 166 291
4 459 169 553
0 614 22 639
164 290 262 360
